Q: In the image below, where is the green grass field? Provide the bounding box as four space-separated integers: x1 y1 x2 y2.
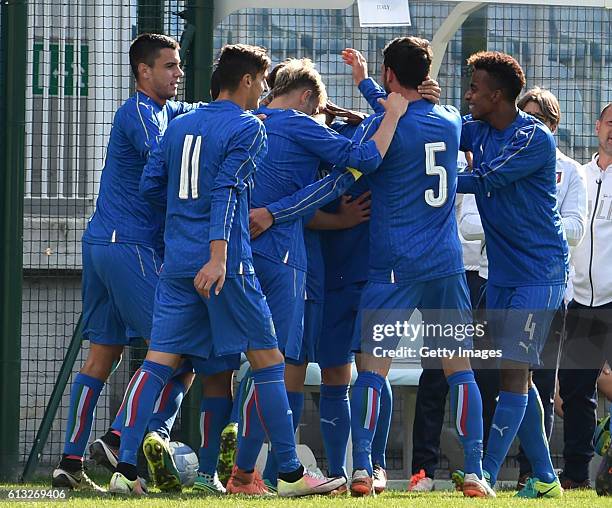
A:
0 483 608 508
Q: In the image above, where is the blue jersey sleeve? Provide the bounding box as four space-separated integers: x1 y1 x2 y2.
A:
350 114 390 177
463 123 555 193
456 172 478 194
266 167 362 224
209 117 267 242
122 99 205 163
291 115 382 173
140 137 168 208
358 78 386 114
120 101 162 160
168 100 206 117
329 120 360 139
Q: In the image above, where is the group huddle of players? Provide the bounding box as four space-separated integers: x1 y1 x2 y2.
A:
50 31 577 498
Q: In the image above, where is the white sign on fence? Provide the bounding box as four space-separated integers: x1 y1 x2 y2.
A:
357 0 412 27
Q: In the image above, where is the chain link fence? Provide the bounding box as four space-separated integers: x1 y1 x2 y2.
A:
21 0 188 473
20 0 611 478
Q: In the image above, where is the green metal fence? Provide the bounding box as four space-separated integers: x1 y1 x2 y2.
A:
1 0 27 483
8 0 611 480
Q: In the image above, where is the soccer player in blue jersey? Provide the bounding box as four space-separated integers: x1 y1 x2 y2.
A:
338 39 490 497
317 156 395 495
51 33 201 492
126 66 242 495
312 118 393 492
231 58 408 489
453 51 569 498
109 44 349 497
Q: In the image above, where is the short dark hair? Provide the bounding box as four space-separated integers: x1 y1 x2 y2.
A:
215 44 270 92
267 61 287 88
467 51 526 102
382 37 432 89
129 33 179 80
210 68 220 100
600 102 612 120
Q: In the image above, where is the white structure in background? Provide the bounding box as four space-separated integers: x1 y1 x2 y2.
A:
24 0 136 270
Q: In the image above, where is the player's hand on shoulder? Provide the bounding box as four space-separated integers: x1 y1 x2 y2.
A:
418 77 441 104
337 191 371 228
249 207 274 239
378 92 409 118
341 48 368 86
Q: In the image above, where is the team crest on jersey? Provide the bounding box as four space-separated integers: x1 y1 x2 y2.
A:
556 171 563 185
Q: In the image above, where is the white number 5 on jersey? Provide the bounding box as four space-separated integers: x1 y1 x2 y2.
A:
424 142 447 207
179 134 202 199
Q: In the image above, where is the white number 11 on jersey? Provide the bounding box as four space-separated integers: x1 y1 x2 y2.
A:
424 142 447 207
179 134 202 199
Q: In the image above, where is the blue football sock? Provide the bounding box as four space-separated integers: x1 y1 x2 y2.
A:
63 373 104 457
230 373 249 424
351 371 384 475
117 360 174 466
236 373 266 471
372 377 392 469
252 363 301 474
111 368 141 433
320 384 350 478
482 390 528 485
198 396 233 475
111 362 193 434
147 378 186 440
262 391 304 485
517 386 556 483
448 370 484 477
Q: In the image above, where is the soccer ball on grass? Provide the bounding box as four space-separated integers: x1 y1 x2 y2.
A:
169 441 199 487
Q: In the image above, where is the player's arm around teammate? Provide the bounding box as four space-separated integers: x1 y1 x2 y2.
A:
247 90 407 237
248 53 441 237
342 47 441 113
229 62 406 491
341 43 474 383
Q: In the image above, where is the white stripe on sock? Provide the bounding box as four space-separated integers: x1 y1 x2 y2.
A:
241 381 255 438
364 387 374 430
69 385 91 443
456 384 465 437
125 371 147 426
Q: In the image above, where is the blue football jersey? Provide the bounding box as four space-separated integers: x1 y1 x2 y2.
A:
304 228 324 302
320 176 371 290
281 79 465 284
141 100 267 278
458 111 569 286
356 101 465 283
83 91 199 251
250 106 381 272
319 121 371 290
